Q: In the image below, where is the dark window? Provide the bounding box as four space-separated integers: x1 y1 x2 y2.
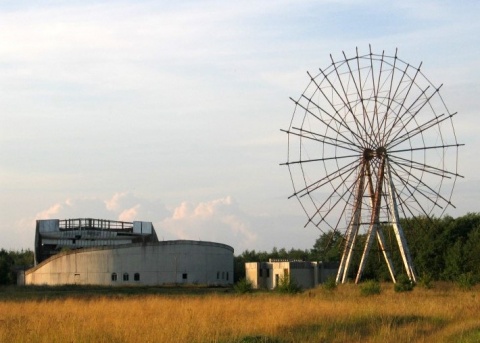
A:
182 273 187 280
259 269 263 277
123 273 129 281
226 272 229 281
266 269 270 278
111 273 117 281
217 272 220 279
134 273 140 281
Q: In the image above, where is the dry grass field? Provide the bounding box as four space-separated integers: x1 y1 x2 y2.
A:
0 283 479 343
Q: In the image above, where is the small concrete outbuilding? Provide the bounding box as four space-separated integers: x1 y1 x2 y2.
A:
22 218 234 286
246 259 338 290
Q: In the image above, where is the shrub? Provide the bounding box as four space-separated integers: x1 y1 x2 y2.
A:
394 274 415 292
275 275 302 294
234 278 253 294
359 280 381 296
322 276 337 291
418 272 433 289
457 272 475 291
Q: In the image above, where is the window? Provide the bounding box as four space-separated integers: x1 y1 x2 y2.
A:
266 269 270 278
123 273 129 281
182 273 187 280
111 273 117 281
259 269 263 277
226 272 229 281
217 272 220 279
134 273 140 281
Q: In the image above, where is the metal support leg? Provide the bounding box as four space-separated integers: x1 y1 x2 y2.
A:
366 159 396 283
385 160 417 282
336 162 366 284
355 157 386 284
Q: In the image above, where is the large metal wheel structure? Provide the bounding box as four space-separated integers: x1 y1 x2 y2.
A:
281 46 463 284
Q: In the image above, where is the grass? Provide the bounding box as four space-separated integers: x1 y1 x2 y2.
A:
0 282 479 342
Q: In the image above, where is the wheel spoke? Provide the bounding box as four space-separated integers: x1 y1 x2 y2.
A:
391 158 455 208
381 62 423 145
387 112 457 150
291 96 362 149
290 159 361 199
282 153 359 166
388 163 436 217
388 154 462 178
305 166 358 228
282 127 361 154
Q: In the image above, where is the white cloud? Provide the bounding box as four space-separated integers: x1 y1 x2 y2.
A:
159 196 258 251
20 192 159 227
118 205 141 222
35 202 63 220
104 192 129 212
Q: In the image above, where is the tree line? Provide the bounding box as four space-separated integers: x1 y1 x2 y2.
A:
0 213 478 285
0 249 33 285
235 213 480 283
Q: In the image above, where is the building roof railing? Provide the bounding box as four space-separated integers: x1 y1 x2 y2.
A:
59 218 133 231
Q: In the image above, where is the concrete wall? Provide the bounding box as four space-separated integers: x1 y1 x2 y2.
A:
246 261 339 290
246 262 259 288
25 240 234 286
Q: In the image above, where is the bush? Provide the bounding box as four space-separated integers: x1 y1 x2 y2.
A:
234 278 253 294
275 275 302 294
394 274 415 292
322 276 337 291
359 280 381 296
457 272 475 291
418 272 433 289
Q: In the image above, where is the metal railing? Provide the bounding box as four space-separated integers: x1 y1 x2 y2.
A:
58 218 133 231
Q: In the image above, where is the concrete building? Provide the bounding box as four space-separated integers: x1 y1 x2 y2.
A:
245 259 338 290
22 218 234 286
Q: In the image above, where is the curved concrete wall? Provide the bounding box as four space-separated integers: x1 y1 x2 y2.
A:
25 240 234 286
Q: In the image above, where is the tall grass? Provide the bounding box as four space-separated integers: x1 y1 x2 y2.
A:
0 283 479 342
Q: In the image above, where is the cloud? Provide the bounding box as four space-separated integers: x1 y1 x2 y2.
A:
22 192 159 224
104 192 133 212
118 205 141 222
157 197 259 250
34 203 63 220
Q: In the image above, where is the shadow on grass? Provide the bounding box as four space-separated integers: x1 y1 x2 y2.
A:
0 284 234 301
275 314 446 342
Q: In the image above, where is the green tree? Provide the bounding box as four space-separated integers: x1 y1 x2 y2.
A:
0 249 15 285
311 230 342 262
462 225 480 283
443 239 465 280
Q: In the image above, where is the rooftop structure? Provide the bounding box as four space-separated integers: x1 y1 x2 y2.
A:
34 218 158 264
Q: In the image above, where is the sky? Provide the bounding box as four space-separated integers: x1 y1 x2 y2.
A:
0 0 479 254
